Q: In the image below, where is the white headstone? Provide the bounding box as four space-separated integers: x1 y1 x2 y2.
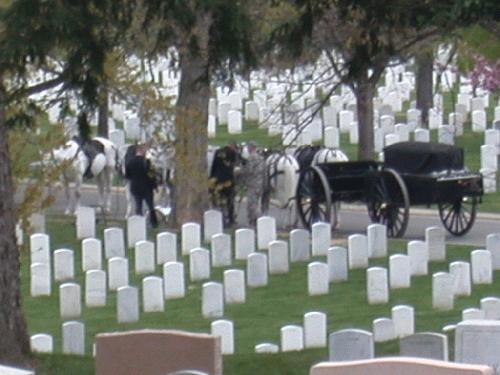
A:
203 210 223 242
247 253 268 287
328 246 348 282
392 305 415 338
481 145 498 171
432 272 454 310
189 248 211 282
450 261 472 296
117 286 139 323
257 216 277 250
389 254 411 289
324 127 340 149
182 222 201 256
59 282 81 319
224 269 246 304
76 206 95 239
367 224 387 258
156 231 177 265
211 233 232 267
211 319 234 355
328 329 374 361
227 110 242 134
108 257 129 291
367 267 389 304
426 227 445 262
395 124 410 142
30 233 50 265
126 215 146 249
471 249 493 284
348 234 369 269
54 249 74 281
142 276 164 313
303 311 327 348
455 320 500 370
462 307 486 321
486 233 500 270
30 333 53 354
400 332 448 361
480 297 500 320
85 270 106 307
406 240 428 276
234 228 255 260
30 262 51 296
438 125 455 145
82 238 102 271
202 281 224 318
290 229 311 262
472 110 486 132
373 318 396 343
134 240 155 274
62 321 85 355
163 261 185 299
414 128 430 142
311 222 331 256
245 101 260 121
338 110 354 133
308 262 329 296
217 102 231 125
281 325 304 352
103 227 125 259
268 240 289 274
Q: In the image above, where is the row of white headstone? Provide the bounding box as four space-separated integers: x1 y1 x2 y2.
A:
29 204 500 351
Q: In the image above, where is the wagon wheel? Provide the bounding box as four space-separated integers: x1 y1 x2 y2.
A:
296 165 332 230
438 197 477 236
367 168 410 238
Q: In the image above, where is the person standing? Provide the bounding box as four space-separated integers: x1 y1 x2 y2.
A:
241 142 266 226
209 142 240 226
124 144 159 228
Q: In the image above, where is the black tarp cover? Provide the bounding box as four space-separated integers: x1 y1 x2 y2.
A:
383 142 464 174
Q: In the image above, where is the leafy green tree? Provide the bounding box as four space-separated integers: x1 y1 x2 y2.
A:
138 0 256 225
0 0 129 363
271 0 500 160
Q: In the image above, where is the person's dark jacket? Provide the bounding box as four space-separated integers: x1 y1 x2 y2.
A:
125 154 157 197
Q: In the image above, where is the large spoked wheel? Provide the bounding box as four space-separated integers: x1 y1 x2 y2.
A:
296 165 332 230
367 168 410 238
438 197 477 236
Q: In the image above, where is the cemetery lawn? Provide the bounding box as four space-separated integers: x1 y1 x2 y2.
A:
22 215 500 374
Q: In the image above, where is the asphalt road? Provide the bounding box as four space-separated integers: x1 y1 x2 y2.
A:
42 183 500 248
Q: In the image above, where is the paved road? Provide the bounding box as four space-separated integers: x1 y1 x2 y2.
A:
42 183 500 248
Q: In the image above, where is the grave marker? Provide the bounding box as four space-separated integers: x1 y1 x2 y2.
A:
328 329 375 361
117 286 139 323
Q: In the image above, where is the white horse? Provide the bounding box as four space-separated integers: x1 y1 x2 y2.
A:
263 145 349 228
51 137 118 215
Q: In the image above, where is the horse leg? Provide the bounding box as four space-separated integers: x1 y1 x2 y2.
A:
62 173 73 216
74 174 82 215
125 181 134 218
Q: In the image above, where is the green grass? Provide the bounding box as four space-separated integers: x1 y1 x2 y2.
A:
16 83 500 374
21 214 500 374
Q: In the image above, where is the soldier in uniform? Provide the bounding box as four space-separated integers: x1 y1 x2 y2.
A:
209 142 240 226
241 142 266 226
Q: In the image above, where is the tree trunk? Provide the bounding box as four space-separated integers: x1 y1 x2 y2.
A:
0 81 30 362
173 50 210 225
97 86 109 137
416 52 434 128
354 82 376 160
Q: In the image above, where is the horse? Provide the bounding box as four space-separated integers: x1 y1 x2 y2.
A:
50 136 118 215
260 145 349 229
